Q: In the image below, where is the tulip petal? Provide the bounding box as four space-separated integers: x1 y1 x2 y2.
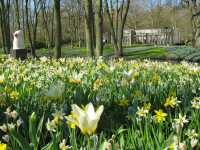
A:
86 103 96 119
71 104 85 117
96 105 104 119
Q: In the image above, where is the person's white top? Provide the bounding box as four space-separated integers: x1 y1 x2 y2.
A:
13 30 25 50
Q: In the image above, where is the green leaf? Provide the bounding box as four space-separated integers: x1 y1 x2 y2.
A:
29 112 37 148
117 127 127 135
120 135 125 149
98 141 108 150
10 129 32 150
41 142 54 150
36 113 44 144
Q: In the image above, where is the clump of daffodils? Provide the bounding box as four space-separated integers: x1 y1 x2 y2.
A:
93 78 105 91
0 108 23 144
191 97 200 109
165 136 187 150
4 107 18 119
154 109 168 123
66 102 104 135
164 96 181 108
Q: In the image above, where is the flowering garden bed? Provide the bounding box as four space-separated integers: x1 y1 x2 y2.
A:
0 56 200 149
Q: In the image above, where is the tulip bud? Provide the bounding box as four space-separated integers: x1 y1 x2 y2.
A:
30 112 36 122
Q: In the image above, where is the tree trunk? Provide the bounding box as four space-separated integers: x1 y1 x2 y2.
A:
84 0 94 57
105 0 119 56
25 0 36 57
105 0 130 57
95 0 103 57
0 0 11 54
15 0 20 29
41 1 51 54
54 0 62 59
118 0 130 56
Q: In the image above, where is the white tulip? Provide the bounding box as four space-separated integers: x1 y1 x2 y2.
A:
67 103 104 135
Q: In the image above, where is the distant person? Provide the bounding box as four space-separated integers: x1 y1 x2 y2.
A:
13 30 25 50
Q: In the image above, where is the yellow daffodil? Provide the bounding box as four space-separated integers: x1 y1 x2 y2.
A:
136 107 149 118
164 96 180 108
154 109 167 123
152 73 160 82
93 79 104 91
118 99 129 107
66 102 104 135
66 114 77 129
52 111 64 125
143 103 151 110
69 79 81 84
10 91 19 100
0 142 7 150
4 86 11 93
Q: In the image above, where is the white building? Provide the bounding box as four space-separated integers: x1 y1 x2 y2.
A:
123 28 181 46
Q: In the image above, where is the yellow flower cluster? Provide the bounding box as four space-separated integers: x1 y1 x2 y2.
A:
93 78 105 91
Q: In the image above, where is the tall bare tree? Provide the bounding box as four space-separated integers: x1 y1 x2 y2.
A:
14 0 20 29
0 0 11 54
105 0 131 57
95 0 103 57
54 0 62 58
84 0 95 57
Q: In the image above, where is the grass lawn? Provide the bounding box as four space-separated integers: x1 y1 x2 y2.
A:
1 45 200 62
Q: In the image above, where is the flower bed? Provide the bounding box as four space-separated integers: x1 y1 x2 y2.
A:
0 56 200 149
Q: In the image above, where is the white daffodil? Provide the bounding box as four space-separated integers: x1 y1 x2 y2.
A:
40 56 48 63
191 138 198 148
174 114 189 128
7 123 15 131
10 110 18 119
0 124 7 133
2 134 9 143
59 139 72 150
66 102 104 135
16 118 24 127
